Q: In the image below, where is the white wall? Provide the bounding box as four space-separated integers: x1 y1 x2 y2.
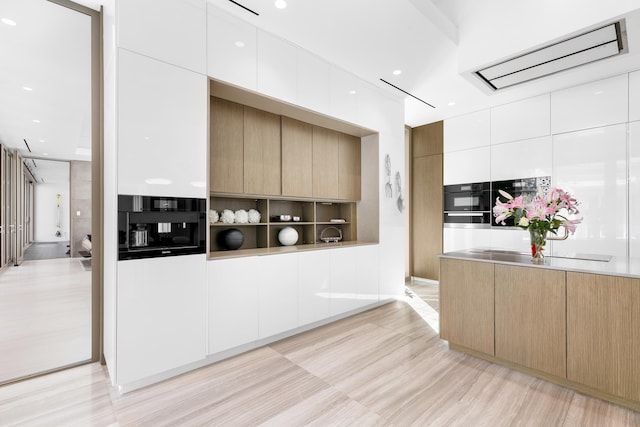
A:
34 183 70 243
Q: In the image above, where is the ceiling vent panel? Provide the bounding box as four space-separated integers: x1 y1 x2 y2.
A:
475 21 627 91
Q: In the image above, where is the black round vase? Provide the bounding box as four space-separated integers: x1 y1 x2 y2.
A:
218 228 244 250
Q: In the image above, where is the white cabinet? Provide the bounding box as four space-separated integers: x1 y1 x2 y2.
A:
329 247 360 315
117 254 206 385
630 121 640 257
491 94 550 144
117 0 206 74
258 254 298 339
298 250 331 326
297 49 330 115
207 5 257 90
355 244 380 306
443 228 491 253
490 136 552 181
257 30 297 103
630 70 640 123
330 66 359 125
443 146 490 185
553 124 627 257
444 109 490 152
207 257 258 354
550 74 628 134
117 50 207 198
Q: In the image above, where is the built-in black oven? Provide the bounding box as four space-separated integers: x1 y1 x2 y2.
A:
443 181 491 226
118 195 206 260
491 176 551 227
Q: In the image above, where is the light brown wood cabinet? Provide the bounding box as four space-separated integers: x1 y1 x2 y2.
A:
410 121 443 281
210 97 243 193
440 258 495 356
338 133 361 200
567 272 640 402
281 117 313 198
495 265 566 378
312 126 340 199
243 106 281 195
411 154 442 280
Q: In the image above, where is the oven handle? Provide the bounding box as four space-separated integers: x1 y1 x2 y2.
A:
445 212 486 217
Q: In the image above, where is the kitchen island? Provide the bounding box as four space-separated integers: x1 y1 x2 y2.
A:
439 249 640 411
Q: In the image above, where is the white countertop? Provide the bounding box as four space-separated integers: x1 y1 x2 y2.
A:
439 248 640 280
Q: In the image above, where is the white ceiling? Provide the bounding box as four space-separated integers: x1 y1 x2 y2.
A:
0 0 91 164
2 0 640 179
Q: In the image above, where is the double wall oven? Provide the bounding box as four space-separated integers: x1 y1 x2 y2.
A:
443 176 551 228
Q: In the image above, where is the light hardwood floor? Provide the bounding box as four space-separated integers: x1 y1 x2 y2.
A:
1 295 639 426
0 257 91 384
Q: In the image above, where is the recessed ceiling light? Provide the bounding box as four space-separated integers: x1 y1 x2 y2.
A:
23 86 33 91
274 0 287 9
39 139 45 142
42 153 49 156
1 18 17 26
32 119 40 123
392 69 402 76
348 90 357 95
447 101 456 106
234 41 245 48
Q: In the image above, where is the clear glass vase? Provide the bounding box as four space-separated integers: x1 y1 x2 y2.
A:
529 228 548 262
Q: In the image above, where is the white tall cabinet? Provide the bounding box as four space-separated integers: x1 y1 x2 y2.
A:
629 121 640 258
104 0 403 392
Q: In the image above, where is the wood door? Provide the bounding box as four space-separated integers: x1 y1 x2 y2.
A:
338 133 361 200
567 272 640 401
243 106 281 195
281 117 313 197
495 265 566 377
312 126 339 199
411 154 442 280
210 97 243 193
440 258 495 355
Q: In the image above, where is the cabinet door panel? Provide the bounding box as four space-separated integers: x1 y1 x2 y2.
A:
312 126 340 199
257 31 296 103
206 5 257 90
440 258 494 355
330 247 359 315
243 106 281 195
443 146 490 185
207 257 258 354
444 110 490 152
490 136 552 182
117 255 206 385
567 272 640 401
281 117 313 197
412 154 442 280
631 70 640 122
338 133 361 200
299 251 331 326
118 50 207 198
551 74 628 134
552 124 627 257
297 50 330 114
630 121 640 257
356 245 379 306
495 265 566 377
491 94 550 145
259 254 298 338
210 97 244 193
118 0 206 73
